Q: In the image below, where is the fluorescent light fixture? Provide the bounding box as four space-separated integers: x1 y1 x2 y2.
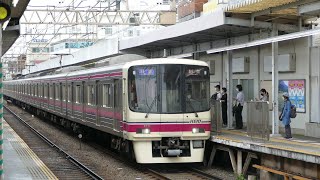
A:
13 0 19 7
2 18 9 30
207 28 320 54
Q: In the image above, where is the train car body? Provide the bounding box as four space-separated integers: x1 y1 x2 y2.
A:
4 58 211 163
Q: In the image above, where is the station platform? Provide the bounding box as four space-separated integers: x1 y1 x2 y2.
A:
211 129 320 164
3 120 57 179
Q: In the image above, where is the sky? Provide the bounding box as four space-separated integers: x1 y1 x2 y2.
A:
27 0 168 10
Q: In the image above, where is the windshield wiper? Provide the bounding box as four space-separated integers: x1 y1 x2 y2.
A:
186 98 199 117
145 95 159 118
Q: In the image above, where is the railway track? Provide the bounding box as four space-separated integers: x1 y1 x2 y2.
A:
4 105 103 180
147 166 223 180
5 103 223 180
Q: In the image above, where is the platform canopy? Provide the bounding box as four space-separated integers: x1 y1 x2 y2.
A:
225 0 320 24
226 0 298 14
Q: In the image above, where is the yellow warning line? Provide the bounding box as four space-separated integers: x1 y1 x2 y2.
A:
4 120 58 179
221 129 320 148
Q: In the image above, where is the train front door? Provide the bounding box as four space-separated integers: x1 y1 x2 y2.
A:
160 64 183 136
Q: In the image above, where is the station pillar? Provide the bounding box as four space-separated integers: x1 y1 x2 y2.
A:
227 50 233 129
271 24 280 135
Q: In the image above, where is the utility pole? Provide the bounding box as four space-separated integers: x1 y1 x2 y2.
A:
0 22 3 180
25 64 35 74
54 53 74 69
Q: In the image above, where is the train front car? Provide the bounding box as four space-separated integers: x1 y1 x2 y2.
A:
123 59 211 163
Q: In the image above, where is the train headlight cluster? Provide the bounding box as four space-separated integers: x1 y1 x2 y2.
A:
192 128 205 134
136 128 151 134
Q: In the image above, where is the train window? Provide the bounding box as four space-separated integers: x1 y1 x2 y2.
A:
62 84 66 101
68 85 72 102
184 65 210 113
160 65 182 113
55 84 60 100
128 66 158 113
87 85 95 105
75 85 81 103
114 80 121 108
44 84 48 98
50 84 54 99
102 84 112 107
39 84 43 97
34 84 37 97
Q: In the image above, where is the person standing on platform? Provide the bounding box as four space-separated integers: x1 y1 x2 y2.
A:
279 93 292 139
234 84 244 129
221 87 228 126
256 88 269 102
210 85 222 104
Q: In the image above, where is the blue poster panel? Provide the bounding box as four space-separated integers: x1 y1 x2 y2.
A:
278 80 305 113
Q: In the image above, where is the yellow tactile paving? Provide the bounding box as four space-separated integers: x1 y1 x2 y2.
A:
4 121 58 180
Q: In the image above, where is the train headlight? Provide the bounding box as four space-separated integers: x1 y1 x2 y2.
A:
192 128 205 133
136 128 151 134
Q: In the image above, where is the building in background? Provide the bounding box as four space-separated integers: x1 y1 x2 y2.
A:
26 39 50 65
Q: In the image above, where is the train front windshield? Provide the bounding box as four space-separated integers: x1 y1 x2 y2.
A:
128 64 210 114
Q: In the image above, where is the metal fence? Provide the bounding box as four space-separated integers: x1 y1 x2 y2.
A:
210 100 222 134
246 101 270 141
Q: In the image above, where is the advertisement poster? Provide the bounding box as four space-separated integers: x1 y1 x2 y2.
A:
278 80 305 113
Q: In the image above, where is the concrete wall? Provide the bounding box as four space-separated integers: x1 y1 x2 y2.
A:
201 37 319 136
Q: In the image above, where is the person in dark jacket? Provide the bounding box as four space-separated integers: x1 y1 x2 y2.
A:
279 92 292 139
233 85 244 129
220 87 228 126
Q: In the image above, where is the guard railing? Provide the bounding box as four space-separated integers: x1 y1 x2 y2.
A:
246 101 270 141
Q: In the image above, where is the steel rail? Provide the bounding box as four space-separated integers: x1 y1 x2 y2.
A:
4 105 103 180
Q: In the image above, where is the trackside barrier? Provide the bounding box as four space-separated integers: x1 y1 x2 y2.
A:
246 101 270 141
210 100 222 134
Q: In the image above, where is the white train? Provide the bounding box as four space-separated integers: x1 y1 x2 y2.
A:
4 58 211 163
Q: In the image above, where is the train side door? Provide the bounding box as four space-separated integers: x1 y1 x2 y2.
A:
81 81 85 121
73 82 84 121
113 79 122 132
60 82 63 114
96 81 101 126
69 82 74 117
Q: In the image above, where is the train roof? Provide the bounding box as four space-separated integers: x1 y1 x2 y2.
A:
5 58 209 83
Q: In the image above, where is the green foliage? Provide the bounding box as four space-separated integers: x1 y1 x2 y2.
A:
237 174 245 180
